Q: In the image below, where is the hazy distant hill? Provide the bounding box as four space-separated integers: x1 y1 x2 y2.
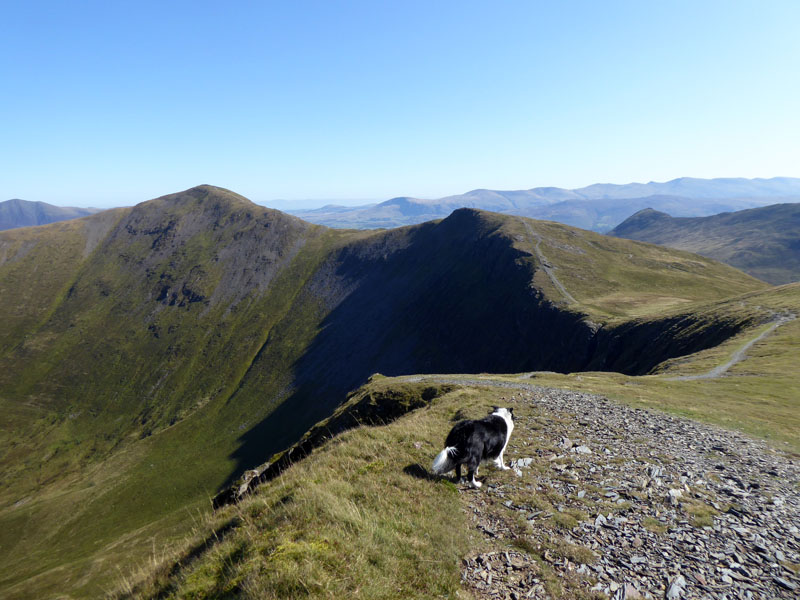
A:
288 177 800 231
609 203 800 285
0 186 771 597
0 198 101 230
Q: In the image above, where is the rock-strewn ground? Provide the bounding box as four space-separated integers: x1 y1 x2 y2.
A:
435 382 799 600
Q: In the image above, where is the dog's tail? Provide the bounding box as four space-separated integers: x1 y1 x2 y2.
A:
431 446 458 475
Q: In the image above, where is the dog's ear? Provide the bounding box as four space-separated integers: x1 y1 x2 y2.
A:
490 405 499 413
508 407 515 419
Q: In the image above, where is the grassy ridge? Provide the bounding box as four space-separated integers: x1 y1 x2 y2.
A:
113 382 476 600
497 216 768 318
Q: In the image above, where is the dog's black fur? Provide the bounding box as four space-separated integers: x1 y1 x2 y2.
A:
431 407 514 488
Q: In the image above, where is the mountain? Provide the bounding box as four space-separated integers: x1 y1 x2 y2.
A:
0 198 102 230
288 177 800 231
0 185 772 597
609 203 800 285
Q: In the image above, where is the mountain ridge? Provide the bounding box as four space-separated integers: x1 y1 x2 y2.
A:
288 176 800 231
0 198 103 230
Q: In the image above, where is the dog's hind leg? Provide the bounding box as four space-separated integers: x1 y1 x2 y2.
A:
467 461 482 489
454 463 463 483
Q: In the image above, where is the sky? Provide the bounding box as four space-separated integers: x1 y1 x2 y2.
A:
2 1 799 209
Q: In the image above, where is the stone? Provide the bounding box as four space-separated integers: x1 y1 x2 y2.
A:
666 574 687 599
623 582 643 599
773 577 797 591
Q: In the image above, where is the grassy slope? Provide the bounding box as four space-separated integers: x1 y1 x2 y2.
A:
0 189 348 597
497 216 768 319
114 381 476 600
0 199 774 598
609 203 800 285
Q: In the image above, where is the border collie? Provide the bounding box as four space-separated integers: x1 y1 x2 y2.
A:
431 407 514 488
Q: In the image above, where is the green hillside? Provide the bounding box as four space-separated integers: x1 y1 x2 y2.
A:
609 203 800 285
0 186 773 598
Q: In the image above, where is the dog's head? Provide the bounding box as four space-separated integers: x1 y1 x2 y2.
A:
491 406 514 421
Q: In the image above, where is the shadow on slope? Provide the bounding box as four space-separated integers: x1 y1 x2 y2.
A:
224 210 597 486
222 210 757 491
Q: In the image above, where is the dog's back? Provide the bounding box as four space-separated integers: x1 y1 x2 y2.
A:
444 415 507 461
432 407 514 488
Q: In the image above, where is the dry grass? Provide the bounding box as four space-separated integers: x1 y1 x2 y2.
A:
111 388 488 599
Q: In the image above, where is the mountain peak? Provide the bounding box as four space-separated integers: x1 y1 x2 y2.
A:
608 208 672 238
147 184 255 208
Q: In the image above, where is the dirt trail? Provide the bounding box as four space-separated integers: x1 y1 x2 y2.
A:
520 219 577 305
668 313 796 381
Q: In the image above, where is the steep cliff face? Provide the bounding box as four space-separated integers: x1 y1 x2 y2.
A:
585 313 756 374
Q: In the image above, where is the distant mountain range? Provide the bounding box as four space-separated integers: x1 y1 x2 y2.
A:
288 177 800 232
7 178 800 234
609 203 800 285
0 198 101 230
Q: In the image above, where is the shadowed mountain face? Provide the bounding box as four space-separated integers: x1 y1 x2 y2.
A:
0 198 101 230
0 185 770 598
609 203 800 285
288 177 800 231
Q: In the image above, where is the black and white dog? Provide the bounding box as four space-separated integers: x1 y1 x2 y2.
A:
431 407 514 488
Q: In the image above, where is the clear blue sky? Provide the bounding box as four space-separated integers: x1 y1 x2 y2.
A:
2 1 799 208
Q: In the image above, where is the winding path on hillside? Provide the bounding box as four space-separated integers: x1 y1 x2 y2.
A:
667 312 796 381
519 218 577 305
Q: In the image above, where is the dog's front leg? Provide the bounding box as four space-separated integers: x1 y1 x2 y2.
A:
494 455 511 470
